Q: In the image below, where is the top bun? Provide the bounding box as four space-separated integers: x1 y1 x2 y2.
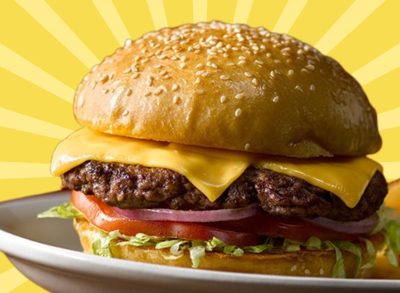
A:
74 21 381 157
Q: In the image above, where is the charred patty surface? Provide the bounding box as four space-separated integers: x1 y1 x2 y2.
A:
61 160 387 221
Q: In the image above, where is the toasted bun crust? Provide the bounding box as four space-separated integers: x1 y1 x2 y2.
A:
74 21 381 157
74 218 382 278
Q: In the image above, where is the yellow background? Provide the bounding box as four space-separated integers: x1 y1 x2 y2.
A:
1 0 399 291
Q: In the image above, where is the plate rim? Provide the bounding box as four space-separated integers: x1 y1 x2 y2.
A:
1 191 400 289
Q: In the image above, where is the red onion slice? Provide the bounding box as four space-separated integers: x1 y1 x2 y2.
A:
113 204 260 222
305 214 379 235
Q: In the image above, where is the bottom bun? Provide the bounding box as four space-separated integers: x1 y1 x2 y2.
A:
74 218 383 278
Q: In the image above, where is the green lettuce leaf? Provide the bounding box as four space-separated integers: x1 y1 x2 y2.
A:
38 202 400 275
325 241 346 278
189 246 205 268
335 241 362 277
384 220 400 266
37 202 83 219
360 238 376 270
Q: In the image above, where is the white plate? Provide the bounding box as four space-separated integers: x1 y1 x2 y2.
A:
0 191 399 293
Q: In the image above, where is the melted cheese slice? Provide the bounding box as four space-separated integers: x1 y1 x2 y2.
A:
51 128 382 208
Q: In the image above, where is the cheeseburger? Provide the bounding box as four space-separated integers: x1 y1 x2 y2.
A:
40 21 400 278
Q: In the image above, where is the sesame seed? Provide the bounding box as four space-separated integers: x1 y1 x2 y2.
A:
172 95 181 104
288 69 294 76
252 78 258 85
144 91 151 97
179 63 186 69
220 95 226 103
237 60 246 65
172 84 179 91
309 84 316 91
254 59 263 65
195 63 203 69
295 85 303 92
266 53 272 58
196 70 204 76
319 268 324 275
160 70 168 76
147 76 153 86
272 95 279 103
306 64 315 71
90 82 97 89
154 64 162 69
270 70 275 78
102 89 109 94
244 72 252 77
244 143 250 150
220 75 229 80
194 77 201 84
234 108 242 117
131 64 139 72
304 269 310 275
235 93 244 100
99 74 109 83
223 53 229 58
123 68 131 74
131 72 140 79
290 265 297 272
206 61 218 69
122 109 129 116
126 88 132 96
124 39 132 48
154 87 164 95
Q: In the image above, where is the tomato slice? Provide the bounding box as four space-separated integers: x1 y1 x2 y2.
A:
72 191 359 246
71 191 264 246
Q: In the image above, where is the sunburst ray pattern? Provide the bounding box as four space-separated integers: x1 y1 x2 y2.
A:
146 0 168 29
315 0 384 54
0 43 74 103
92 0 130 45
193 0 208 22
0 1 399 292
15 0 99 68
273 0 308 33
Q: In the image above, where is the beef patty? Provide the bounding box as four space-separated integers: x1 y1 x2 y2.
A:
62 160 387 221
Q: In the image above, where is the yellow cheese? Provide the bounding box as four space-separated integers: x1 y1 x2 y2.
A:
255 157 382 208
51 128 252 201
51 128 383 208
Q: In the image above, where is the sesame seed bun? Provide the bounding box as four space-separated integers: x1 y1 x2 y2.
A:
74 21 381 157
74 218 383 278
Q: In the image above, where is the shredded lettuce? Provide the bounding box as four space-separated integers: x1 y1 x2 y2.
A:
38 202 83 219
189 246 206 268
38 202 400 276
325 241 346 278
383 220 400 266
305 236 322 250
360 238 376 270
335 241 362 277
